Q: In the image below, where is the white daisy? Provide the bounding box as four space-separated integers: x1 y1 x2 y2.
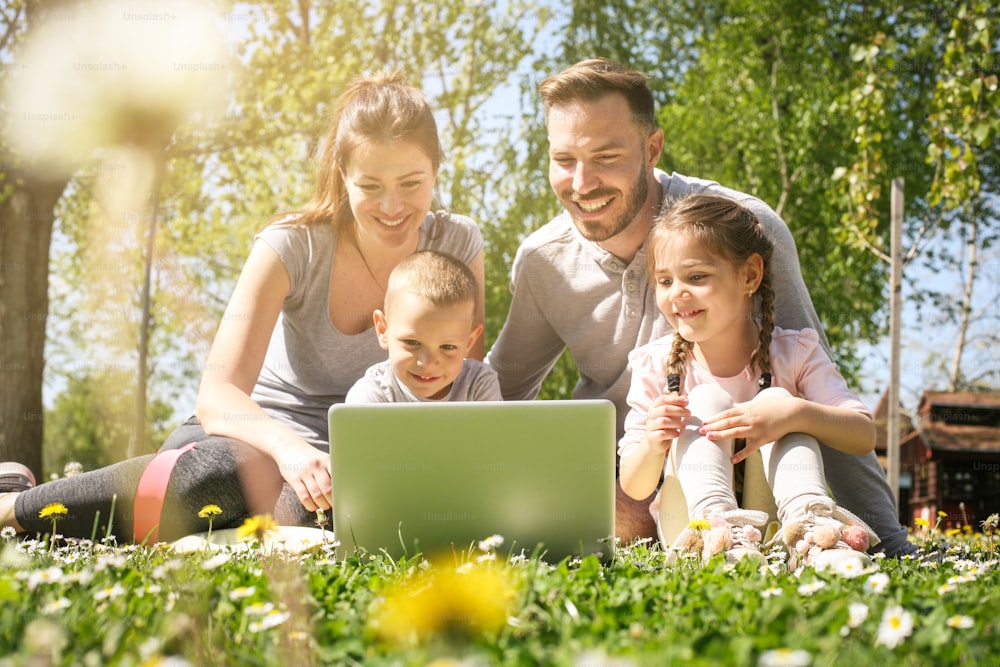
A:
946 615 974 629
797 580 827 596
864 572 890 594
875 605 914 649
248 610 290 633
757 648 812 667
847 602 869 628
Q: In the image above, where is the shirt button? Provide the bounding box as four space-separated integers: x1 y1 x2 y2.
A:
610 262 620 271
626 283 637 293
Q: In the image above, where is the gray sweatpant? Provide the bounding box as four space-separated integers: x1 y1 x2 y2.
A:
14 418 321 542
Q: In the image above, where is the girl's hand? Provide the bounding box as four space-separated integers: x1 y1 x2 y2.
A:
274 442 333 512
700 396 799 464
645 393 691 453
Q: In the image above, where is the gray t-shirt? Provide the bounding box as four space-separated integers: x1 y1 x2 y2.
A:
344 358 502 404
250 212 483 446
485 170 826 438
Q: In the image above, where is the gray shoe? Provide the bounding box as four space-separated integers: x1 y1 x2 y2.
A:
0 462 35 492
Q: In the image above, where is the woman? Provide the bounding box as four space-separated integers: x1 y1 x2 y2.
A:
0 72 485 543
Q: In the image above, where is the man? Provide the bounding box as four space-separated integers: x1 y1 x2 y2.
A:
485 58 915 557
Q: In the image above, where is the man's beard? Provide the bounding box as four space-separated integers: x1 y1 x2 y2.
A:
571 164 649 243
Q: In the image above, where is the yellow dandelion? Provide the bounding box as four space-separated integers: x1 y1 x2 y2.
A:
914 517 930 528
937 510 948 518
688 519 712 531
236 514 278 542
373 561 515 645
38 503 68 520
198 505 222 519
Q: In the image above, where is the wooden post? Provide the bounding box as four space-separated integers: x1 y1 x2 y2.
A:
888 178 904 509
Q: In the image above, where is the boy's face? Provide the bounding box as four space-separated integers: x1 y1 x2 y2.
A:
374 291 482 400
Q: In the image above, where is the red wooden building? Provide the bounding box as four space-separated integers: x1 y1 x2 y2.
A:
873 390 1000 530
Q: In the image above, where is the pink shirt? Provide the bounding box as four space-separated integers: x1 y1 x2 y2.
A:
618 327 870 459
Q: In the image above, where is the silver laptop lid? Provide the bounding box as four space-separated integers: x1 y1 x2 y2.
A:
328 400 616 562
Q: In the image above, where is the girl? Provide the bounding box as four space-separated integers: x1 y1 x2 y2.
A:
618 194 878 569
1 72 485 543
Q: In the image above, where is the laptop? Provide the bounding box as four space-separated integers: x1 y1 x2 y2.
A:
328 400 616 562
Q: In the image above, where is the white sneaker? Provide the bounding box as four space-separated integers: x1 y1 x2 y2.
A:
671 508 769 565
780 498 878 571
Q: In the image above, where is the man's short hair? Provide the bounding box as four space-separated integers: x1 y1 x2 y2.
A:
539 58 656 131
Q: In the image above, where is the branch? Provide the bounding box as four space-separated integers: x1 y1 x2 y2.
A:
0 1 24 54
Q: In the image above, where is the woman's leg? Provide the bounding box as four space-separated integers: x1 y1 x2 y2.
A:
10 431 313 542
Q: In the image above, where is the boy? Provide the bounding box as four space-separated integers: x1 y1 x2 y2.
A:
347 251 501 403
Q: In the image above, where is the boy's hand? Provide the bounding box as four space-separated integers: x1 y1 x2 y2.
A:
644 393 690 453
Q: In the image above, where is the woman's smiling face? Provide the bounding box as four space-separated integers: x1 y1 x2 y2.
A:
342 140 437 250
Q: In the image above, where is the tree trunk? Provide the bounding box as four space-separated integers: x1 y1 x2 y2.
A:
0 176 68 476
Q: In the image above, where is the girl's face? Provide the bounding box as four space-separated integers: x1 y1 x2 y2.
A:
342 140 437 251
651 232 762 347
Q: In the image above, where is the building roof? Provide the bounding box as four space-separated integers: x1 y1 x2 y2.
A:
915 391 1000 455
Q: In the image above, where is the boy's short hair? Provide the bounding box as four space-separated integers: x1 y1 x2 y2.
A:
385 251 478 314
539 58 656 131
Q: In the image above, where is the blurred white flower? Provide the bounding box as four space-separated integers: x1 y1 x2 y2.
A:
846 602 869 628
5 0 231 174
875 605 913 649
757 648 812 667
946 614 974 629
864 572 890 594
477 534 504 552
248 610 290 633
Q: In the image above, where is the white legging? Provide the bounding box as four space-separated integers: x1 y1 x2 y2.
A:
673 384 830 526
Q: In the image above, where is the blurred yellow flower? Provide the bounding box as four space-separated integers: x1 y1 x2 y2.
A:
688 519 711 531
38 503 68 520
914 517 930 528
373 561 515 645
236 514 278 542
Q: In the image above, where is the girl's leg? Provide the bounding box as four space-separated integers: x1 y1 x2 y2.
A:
752 388 829 524
675 383 740 518
753 387 877 567
665 384 768 562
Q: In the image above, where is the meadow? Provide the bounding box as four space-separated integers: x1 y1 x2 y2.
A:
0 515 997 667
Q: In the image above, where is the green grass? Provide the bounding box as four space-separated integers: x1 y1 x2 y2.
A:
0 528 997 666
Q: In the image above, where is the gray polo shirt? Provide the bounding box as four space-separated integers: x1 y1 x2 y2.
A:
485 170 826 438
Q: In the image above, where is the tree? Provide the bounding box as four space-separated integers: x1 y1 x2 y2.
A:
0 0 75 476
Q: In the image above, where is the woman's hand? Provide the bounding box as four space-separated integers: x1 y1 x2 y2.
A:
644 393 691 453
700 396 799 464
273 441 333 512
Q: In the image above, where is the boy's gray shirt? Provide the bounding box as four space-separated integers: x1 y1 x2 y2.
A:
485 170 827 438
345 358 502 404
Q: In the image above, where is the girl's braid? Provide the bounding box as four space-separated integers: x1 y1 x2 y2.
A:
749 269 775 390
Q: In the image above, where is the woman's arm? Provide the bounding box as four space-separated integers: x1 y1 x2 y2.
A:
195 239 332 511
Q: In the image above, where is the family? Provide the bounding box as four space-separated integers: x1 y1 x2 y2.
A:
0 58 916 564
